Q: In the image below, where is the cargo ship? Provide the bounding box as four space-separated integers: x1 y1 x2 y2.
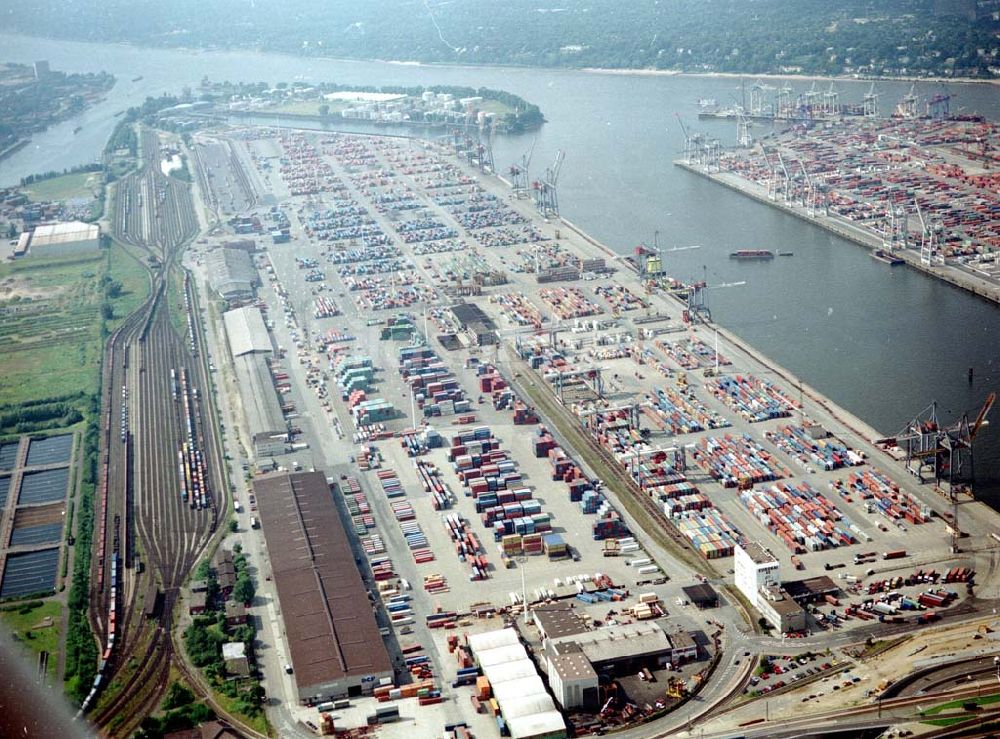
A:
729 249 774 260
871 249 904 266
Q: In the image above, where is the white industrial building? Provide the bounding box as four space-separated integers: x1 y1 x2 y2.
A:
223 306 287 458
734 541 780 609
546 643 598 710
27 221 100 258
734 541 807 633
467 628 566 739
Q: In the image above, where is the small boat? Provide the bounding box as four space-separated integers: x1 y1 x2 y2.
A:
871 249 904 266
132 75 144 82
778 251 794 256
729 249 774 260
73 126 82 134
113 110 124 117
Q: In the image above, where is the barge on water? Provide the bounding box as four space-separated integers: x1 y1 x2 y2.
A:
730 249 775 260
871 249 904 266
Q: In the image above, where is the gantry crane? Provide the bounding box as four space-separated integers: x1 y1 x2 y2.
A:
863 83 880 118
897 392 996 552
675 114 706 165
508 136 536 199
916 199 944 267
533 149 565 218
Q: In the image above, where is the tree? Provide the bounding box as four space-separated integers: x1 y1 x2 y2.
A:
318 104 330 117
228 518 238 533
233 574 255 605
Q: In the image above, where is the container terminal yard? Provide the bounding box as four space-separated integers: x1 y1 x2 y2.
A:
676 86 1000 305
97 114 1000 739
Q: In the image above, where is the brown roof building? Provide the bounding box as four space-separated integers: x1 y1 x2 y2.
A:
254 471 393 702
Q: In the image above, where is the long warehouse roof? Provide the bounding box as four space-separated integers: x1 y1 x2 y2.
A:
223 305 272 357
233 353 286 437
254 471 392 693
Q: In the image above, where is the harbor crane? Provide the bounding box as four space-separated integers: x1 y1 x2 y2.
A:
863 83 880 118
750 80 775 117
629 231 702 279
916 199 944 267
736 109 753 148
551 365 604 402
776 84 794 118
676 114 706 165
896 392 996 552
576 401 653 435
617 443 696 489
655 267 744 324
508 137 536 199
822 82 840 117
470 117 497 175
927 87 952 120
533 149 565 219
882 203 908 251
896 84 920 119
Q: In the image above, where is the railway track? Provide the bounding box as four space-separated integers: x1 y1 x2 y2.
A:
85 126 222 735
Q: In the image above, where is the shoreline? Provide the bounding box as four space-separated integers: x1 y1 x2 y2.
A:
3 32 997 88
673 160 1000 307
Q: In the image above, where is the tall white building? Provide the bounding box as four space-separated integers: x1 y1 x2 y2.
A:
734 541 780 609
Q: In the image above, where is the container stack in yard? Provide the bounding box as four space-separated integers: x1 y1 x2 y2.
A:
695 434 791 488
707 374 798 422
651 386 731 434
832 470 929 525
415 458 454 509
443 513 490 580
673 510 742 558
399 344 471 418
765 424 865 471
738 482 860 553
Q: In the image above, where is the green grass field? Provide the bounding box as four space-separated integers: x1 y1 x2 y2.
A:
0 600 63 681
923 693 1000 716
107 242 151 330
0 244 150 407
24 172 102 203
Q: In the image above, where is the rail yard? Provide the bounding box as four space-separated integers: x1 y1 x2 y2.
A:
154 119 1000 739
81 127 226 736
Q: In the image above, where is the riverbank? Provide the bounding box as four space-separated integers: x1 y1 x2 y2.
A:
674 160 1000 306
0 138 30 163
583 67 1000 86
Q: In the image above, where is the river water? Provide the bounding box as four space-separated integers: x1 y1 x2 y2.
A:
2 34 997 501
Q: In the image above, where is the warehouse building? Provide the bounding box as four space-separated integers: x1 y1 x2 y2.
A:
207 247 257 303
223 306 286 458
532 602 590 648
254 471 393 702
450 302 498 347
467 628 566 739
546 642 598 710
756 584 807 634
549 622 677 675
27 221 100 258
223 306 272 357
681 583 720 609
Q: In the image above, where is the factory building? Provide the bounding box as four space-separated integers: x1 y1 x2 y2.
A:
467 628 567 739
734 541 780 610
222 306 287 458
26 221 100 258
207 247 257 303
254 471 393 702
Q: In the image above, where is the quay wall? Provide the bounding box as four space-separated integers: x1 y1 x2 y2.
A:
674 160 1000 306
